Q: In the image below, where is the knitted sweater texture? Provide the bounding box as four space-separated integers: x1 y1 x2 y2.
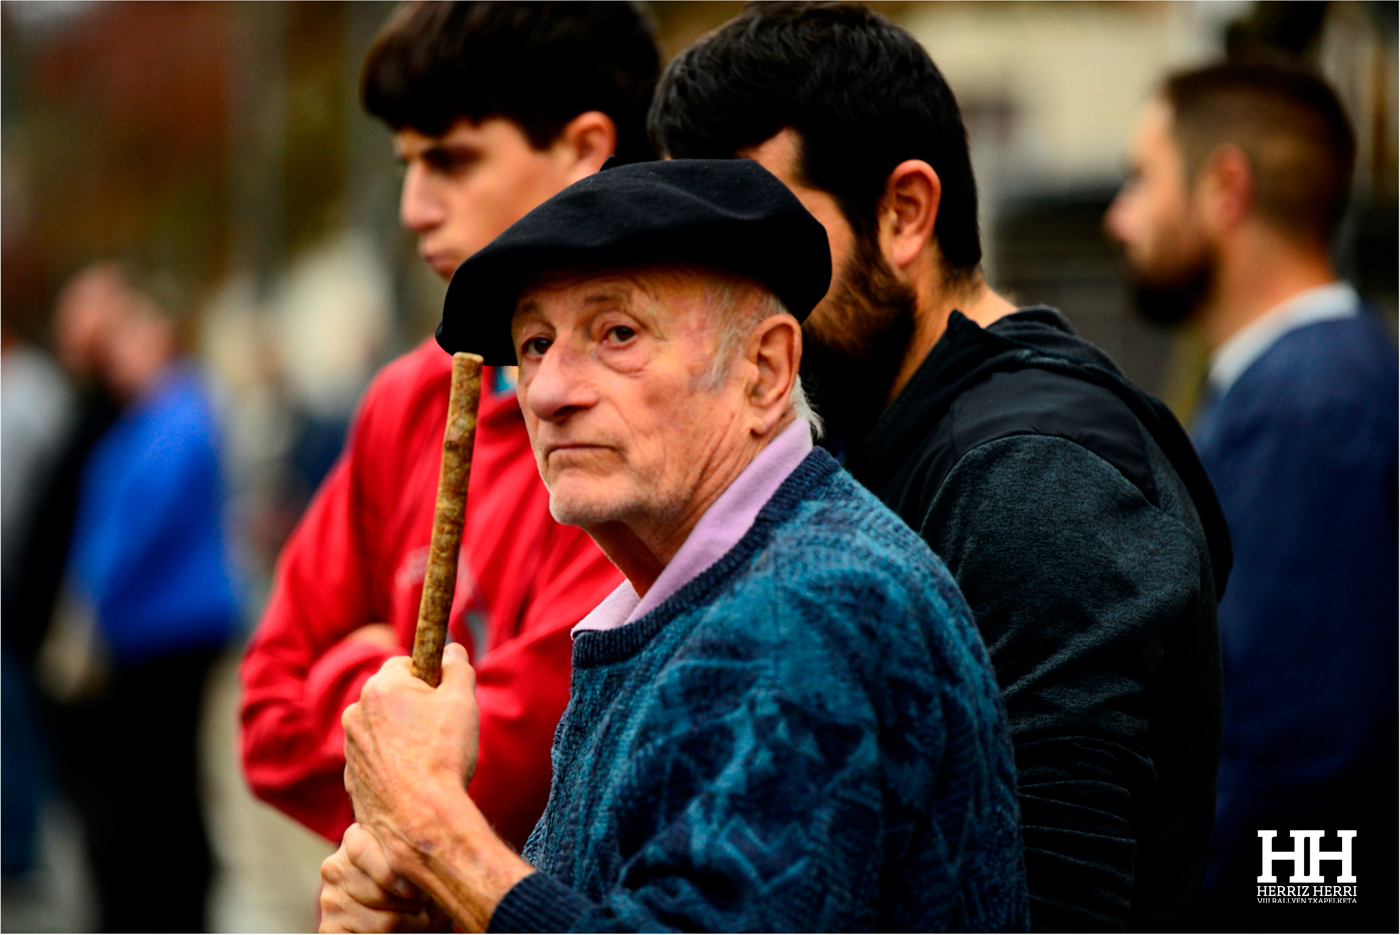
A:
489 449 1029 933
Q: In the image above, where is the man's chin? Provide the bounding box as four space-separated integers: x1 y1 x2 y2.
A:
1126 260 1211 328
1132 281 1205 327
423 253 464 280
547 490 629 530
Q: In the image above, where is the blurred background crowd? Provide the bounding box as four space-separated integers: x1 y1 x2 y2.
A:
1 1 1395 931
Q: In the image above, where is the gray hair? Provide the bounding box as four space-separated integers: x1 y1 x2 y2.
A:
699 277 823 440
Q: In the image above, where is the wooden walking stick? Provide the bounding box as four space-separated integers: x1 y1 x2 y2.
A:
410 352 484 688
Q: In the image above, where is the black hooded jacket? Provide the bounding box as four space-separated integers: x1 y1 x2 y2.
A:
845 307 1230 932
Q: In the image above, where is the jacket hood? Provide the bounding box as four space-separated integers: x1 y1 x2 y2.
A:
848 306 1233 595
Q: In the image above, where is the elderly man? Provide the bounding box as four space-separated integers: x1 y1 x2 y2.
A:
319 160 1028 933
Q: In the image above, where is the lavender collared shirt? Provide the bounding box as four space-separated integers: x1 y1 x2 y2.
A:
572 418 815 636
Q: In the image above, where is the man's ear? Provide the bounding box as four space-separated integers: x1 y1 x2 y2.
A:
745 313 802 432
880 160 942 270
556 111 618 183
1198 143 1253 236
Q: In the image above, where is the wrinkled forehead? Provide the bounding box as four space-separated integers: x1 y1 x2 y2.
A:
511 265 728 328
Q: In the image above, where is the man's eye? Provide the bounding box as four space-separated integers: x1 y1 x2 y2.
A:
425 150 475 175
523 336 552 356
606 325 636 343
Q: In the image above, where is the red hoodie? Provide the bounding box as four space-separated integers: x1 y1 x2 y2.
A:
239 339 622 848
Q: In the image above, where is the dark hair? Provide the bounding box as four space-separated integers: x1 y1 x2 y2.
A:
1162 61 1355 243
650 2 981 281
362 2 661 164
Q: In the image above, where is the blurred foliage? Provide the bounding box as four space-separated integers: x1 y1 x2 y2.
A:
282 4 350 255
4 3 228 330
1 2 389 339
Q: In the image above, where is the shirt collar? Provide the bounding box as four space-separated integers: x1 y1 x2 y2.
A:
1208 282 1360 395
572 418 815 637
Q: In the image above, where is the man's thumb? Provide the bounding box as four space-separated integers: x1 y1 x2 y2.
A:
440 642 475 691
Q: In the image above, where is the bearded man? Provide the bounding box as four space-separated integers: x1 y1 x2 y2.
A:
318 159 1029 933
1106 62 1397 932
650 5 1233 930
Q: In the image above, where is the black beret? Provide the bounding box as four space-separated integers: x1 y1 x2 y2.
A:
436 159 832 365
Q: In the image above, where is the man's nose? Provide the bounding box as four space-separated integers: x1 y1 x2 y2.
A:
1103 190 1133 246
400 164 446 235
524 344 598 424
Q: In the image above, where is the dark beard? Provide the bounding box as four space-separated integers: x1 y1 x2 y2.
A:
1129 258 1212 327
800 234 918 444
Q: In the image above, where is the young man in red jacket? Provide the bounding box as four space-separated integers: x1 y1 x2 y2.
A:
239 2 660 851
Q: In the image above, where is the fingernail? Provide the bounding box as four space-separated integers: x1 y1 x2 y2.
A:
394 879 416 898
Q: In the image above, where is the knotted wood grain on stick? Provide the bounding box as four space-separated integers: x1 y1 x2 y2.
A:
411 352 483 688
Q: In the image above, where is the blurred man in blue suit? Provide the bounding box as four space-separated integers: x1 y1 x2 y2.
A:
1108 61 1397 932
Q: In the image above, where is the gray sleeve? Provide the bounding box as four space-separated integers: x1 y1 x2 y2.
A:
921 434 1203 932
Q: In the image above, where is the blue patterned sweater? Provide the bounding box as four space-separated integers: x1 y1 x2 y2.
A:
488 449 1028 932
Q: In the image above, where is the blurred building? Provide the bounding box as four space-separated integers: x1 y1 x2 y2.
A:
896 1 1398 414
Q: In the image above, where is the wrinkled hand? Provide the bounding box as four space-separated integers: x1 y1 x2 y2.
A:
342 643 480 863
319 824 443 933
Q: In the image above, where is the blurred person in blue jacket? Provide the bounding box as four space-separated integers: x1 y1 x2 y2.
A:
1107 62 1397 932
39 263 240 933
